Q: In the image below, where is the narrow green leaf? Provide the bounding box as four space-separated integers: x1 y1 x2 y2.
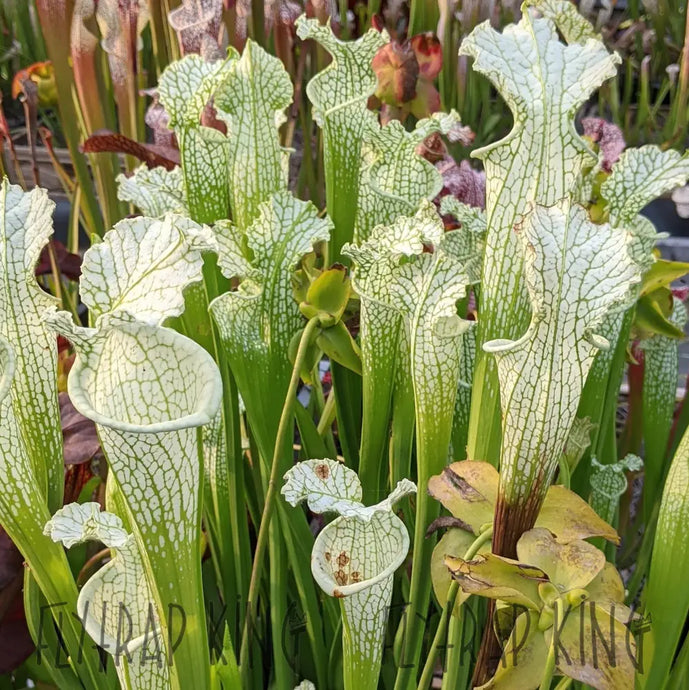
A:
213 625 241 689
22 573 84 690
294 401 331 459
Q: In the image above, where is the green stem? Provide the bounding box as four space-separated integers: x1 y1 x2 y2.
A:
359 308 402 499
239 317 321 679
339 0 350 38
395 368 459 688
249 0 266 46
672 5 689 144
441 595 480 690
147 0 173 77
161 0 181 62
179 258 248 634
417 527 493 690
407 0 440 36
466 354 503 466
331 361 362 468
557 454 571 489
269 525 291 687
316 388 337 437
539 598 567 690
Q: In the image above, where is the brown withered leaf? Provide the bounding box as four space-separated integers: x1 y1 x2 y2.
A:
428 461 498 534
444 552 547 610
82 130 180 170
428 460 619 544
425 514 473 537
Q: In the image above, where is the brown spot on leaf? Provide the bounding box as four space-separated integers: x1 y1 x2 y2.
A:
337 551 349 567
324 552 331 562
443 467 483 502
350 571 361 583
315 464 330 480
335 569 348 586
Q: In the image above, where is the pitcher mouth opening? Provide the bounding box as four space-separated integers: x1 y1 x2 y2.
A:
66 322 222 435
78 590 165 660
311 513 410 598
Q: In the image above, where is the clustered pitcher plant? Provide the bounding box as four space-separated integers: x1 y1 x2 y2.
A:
2 1 689 689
